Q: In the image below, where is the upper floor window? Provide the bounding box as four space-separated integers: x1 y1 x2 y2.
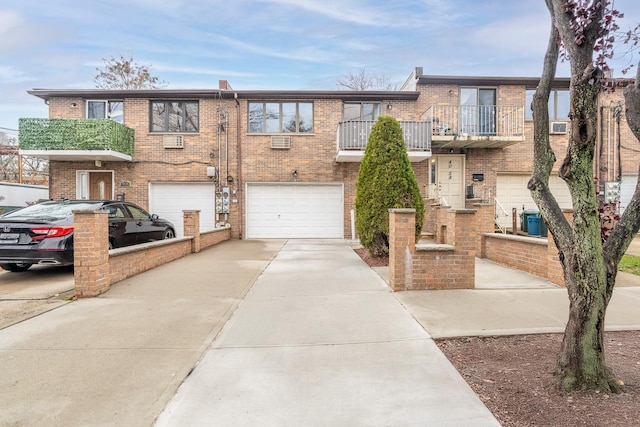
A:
248 101 313 133
150 101 199 132
342 102 380 121
87 100 123 123
525 89 570 120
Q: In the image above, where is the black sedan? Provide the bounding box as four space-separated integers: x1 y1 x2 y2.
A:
0 200 176 272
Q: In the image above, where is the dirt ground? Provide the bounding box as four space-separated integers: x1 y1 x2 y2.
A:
438 333 640 427
354 248 640 426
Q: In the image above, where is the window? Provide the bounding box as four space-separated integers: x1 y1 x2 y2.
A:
248 101 313 133
87 100 123 123
460 87 496 136
150 101 199 132
525 89 570 120
342 102 381 121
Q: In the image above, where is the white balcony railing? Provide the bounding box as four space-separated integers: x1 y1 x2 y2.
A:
422 105 525 139
337 120 431 151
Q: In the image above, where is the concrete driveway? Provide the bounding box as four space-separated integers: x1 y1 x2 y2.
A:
0 265 74 329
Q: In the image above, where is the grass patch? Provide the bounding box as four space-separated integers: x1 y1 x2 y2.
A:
619 254 640 276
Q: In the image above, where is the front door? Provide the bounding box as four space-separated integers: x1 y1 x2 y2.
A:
436 155 465 209
89 172 113 200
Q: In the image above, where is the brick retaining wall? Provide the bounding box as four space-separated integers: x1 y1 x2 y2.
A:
74 210 231 297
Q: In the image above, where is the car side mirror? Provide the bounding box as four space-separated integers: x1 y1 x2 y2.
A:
151 214 159 220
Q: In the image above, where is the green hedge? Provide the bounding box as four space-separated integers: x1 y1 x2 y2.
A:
19 118 134 156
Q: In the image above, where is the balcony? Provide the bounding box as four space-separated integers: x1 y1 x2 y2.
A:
423 105 524 149
18 118 134 161
336 120 432 162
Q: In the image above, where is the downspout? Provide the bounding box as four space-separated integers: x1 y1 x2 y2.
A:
615 104 622 181
235 93 243 239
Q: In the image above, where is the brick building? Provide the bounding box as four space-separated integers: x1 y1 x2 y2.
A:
18 67 639 239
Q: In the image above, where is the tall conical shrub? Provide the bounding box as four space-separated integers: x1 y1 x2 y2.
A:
355 116 424 256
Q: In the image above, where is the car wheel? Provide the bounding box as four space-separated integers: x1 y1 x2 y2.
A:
0 262 33 272
163 229 175 239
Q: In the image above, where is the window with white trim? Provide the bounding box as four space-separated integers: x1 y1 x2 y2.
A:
342 102 381 121
526 89 570 120
87 100 124 123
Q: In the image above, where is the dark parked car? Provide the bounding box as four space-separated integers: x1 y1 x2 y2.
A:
0 200 176 272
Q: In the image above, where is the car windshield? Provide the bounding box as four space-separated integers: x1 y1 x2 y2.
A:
2 202 103 221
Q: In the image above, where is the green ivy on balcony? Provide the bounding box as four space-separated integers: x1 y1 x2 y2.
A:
18 118 134 156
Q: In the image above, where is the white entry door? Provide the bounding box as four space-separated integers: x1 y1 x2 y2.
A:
436 155 465 209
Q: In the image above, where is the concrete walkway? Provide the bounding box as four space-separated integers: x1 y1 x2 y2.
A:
2 238 640 426
155 240 499 426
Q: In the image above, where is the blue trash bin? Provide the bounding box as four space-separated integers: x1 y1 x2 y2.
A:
538 213 548 237
522 210 538 232
527 215 541 236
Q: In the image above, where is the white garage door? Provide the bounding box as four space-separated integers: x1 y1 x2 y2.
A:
246 183 344 239
620 175 638 214
497 174 573 212
149 182 216 237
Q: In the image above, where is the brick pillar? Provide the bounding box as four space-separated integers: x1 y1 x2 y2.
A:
473 204 496 258
453 210 477 257
423 201 438 237
389 208 416 292
547 209 574 286
74 210 110 297
183 210 201 253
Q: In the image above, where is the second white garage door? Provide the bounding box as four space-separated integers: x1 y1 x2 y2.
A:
246 183 344 239
496 174 573 211
149 182 216 237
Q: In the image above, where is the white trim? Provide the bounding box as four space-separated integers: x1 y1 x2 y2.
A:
75 170 114 200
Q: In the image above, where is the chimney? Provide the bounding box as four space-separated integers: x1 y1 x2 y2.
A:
219 80 232 90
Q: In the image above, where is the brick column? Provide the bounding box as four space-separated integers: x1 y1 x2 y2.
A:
547 209 573 286
389 208 416 291
473 204 495 258
453 209 477 257
183 210 201 253
74 210 110 297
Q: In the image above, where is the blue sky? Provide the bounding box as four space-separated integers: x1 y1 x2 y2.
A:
2 0 640 135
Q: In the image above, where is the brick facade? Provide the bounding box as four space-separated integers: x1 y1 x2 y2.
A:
37 71 634 244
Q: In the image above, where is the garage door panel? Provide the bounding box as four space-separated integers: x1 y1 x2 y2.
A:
497 174 572 212
246 183 343 239
149 183 216 238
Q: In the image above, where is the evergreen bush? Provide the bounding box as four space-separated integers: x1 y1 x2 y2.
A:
355 116 424 256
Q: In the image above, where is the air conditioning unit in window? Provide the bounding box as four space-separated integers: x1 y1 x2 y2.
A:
550 121 568 135
163 135 184 148
271 135 291 149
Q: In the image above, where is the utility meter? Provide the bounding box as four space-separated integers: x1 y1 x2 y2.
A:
604 181 621 204
221 186 230 214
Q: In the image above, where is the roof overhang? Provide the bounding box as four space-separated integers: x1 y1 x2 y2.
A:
431 136 524 149
336 150 431 163
18 149 132 162
27 88 420 102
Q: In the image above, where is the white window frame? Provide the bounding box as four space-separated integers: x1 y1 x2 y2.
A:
76 170 114 200
86 100 124 123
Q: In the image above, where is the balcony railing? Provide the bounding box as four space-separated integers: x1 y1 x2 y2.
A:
19 118 135 156
337 120 431 151
422 105 524 148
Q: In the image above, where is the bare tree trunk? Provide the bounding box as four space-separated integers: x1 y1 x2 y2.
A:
530 0 627 392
